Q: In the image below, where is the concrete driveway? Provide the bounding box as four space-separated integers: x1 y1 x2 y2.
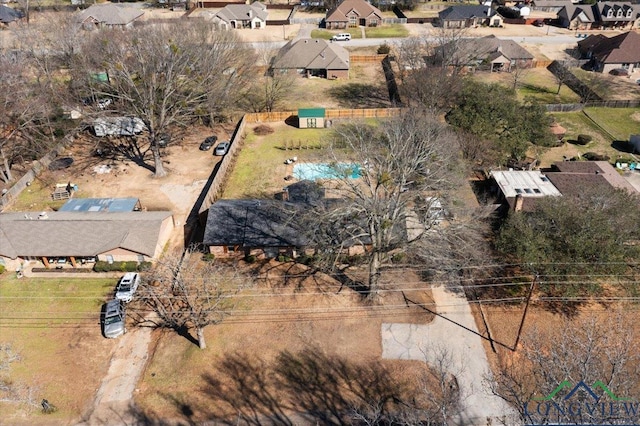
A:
381 286 518 425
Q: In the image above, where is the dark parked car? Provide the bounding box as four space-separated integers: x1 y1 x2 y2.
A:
214 141 230 156
199 135 218 151
609 68 629 76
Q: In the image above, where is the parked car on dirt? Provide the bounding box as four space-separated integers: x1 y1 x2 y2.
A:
200 135 218 151
102 299 126 339
214 141 230 156
115 272 140 303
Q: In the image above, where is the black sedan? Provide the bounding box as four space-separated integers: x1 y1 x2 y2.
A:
199 135 218 151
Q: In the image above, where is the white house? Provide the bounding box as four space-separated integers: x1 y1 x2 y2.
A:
212 2 268 30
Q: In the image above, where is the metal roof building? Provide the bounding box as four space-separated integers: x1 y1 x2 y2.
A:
59 198 142 213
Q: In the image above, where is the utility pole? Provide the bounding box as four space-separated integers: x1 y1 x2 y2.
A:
513 274 537 351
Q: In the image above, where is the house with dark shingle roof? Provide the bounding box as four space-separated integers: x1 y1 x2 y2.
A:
577 31 640 74
0 211 174 270
212 2 267 30
325 0 383 29
74 3 144 29
0 5 22 25
271 38 350 79
438 5 503 29
435 35 534 72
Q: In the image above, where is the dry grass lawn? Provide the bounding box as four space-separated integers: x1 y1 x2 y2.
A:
135 261 436 423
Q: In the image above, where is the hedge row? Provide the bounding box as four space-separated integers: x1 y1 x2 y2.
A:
31 268 93 273
93 261 152 272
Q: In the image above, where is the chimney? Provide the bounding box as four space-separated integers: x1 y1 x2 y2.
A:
514 194 524 212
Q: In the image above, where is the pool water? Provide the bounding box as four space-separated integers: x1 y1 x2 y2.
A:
293 163 361 180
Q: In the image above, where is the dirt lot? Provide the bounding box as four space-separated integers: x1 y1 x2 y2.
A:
135 263 436 423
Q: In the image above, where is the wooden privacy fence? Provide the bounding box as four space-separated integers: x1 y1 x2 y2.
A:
532 59 553 68
351 54 388 64
197 115 247 217
244 108 402 123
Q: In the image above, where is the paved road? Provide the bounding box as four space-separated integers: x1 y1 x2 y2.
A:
381 286 518 425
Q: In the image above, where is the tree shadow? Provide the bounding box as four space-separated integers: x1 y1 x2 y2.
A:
520 83 554 95
328 83 390 109
199 349 426 425
612 140 638 154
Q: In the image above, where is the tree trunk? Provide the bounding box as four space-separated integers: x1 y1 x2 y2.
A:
0 149 12 183
197 326 206 349
368 251 381 299
151 142 167 177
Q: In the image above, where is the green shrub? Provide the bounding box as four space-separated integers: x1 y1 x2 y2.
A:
582 152 610 161
0 265 4 274
202 253 215 262
94 261 109 272
245 254 256 263
391 252 406 263
377 43 391 55
138 261 152 271
297 254 315 266
576 134 593 145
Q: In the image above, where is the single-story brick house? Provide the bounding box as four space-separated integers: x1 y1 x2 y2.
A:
74 3 144 30
438 5 503 28
0 211 174 271
435 35 534 72
271 38 350 79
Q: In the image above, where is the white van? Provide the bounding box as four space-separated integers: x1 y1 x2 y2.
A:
331 33 352 41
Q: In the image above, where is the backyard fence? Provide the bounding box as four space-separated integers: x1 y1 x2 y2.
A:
244 108 402 123
532 59 553 68
382 18 407 24
0 136 74 211
545 99 640 112
196 115 247 218
351 54 388 63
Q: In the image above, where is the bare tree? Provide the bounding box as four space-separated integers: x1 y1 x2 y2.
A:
241 42 295 113
74 22 256 177
489 313 640 425
0 53 56 184
306 109 463 299
0 344 39 409
510 63 530 91
134 253 248 349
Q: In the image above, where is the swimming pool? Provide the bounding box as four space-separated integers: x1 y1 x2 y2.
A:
293 163 361 181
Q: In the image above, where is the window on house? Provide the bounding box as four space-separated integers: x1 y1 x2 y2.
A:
349 16 357 26
524 188 534 194
533 188 542 194
307 118 317 128
137 254 145 263
626 9 632 17
106 255 114 264
607 9 613 17
255 21 261 28
616 9 622 17
515 188 524 194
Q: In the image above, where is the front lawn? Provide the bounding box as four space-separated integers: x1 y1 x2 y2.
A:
310 28 362 39
364 24 409 38
0 276 116 423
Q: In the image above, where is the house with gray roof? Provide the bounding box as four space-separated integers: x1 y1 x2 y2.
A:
0 4 23 25
203 199 309 259
557 3 596 29
435 35 534 72
271 38 350 79
438 5 503 28
593 1 635 29
212 2 267 30
0 211 174 269
74 3 144 30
